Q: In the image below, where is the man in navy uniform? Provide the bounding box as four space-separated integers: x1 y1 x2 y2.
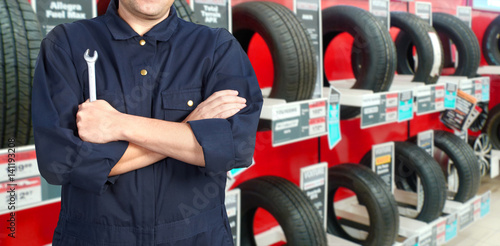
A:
32 0 262 244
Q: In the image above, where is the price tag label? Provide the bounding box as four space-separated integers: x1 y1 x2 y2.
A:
272 99 328 146
445 213 458 242
418 227 433 246
327 87 341 149
295 0 323 98
225 189 241 246
472 197 481 221
434 218 447 245
300 163 328 230
416 85 444 115
369 0 390 30
32 0 96 36
0 176 42 212
459 79 473 95
361 93 399 128
415 1 432 25
473 78 483 102
482 77 490 102
371 142 395 193
444 82 458 109
458 203 474 231
0 147 39 182
457 6 472 28
417 130 434 156
481 191 491 218
398 90 414 122
191 0 232 30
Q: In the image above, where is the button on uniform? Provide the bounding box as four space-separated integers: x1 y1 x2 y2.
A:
140 69 147 76
187 100 194 107
139 39 146 46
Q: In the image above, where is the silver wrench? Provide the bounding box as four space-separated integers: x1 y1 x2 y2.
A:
84 49 98 102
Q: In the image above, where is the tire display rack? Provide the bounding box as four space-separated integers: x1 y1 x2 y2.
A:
1 0 500 246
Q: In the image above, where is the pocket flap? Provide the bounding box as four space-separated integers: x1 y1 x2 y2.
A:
162 89 202 110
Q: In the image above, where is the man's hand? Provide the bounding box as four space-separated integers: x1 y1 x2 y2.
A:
77 99 123 143
182 90 247 123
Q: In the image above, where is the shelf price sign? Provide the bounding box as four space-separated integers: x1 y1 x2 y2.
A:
327 86 341 149
445 213 458 242
295 0 323 98
225 189 241 246
457 6 472 28
444 82 458 109
473 78 483 102
369 0 390 30
272 98 328 146
398 90 414 122
371 142 395 193
361 93 398 129
482 77 490 102
416 85 445 115
191 0 232 31
300 163 328 230
415 1 432 25
459 79 473 95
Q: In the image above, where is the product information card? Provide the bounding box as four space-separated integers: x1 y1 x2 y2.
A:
191 0 232 30
361 93 399 128
371 142 395 193
300 163 328 230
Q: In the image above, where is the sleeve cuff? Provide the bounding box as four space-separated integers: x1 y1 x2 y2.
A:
188 119 234 174
69 140 129 195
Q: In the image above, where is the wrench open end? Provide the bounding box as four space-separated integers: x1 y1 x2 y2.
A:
83 49 98 62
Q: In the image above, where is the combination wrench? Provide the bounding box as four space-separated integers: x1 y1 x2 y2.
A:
83 49 98 102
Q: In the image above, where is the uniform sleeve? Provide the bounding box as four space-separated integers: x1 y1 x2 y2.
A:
32 33 129 195
188 29 263 175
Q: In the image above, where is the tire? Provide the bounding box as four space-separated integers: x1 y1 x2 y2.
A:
469 102 489 132
482 15 500 65
174 0 198 23
431 12 480 78
359 142 446 222
483 104 500 149
392 12 443 84
432 130 481 202
0 0 42 148
468 134 492 177
233 2 316 102
238 176 327 246
322 5 396 119
327 164 399 246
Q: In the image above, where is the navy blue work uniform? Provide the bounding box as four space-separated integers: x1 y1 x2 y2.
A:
31 0 263 245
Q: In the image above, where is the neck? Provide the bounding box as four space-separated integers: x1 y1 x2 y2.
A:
118 6 171 36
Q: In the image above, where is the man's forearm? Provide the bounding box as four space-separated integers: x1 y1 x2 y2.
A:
109 142 167 176
116 114 205 166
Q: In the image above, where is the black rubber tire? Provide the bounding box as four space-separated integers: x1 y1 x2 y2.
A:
432 130 481 202
233 2 316 102
483 104 500 150
392 12 443 84
238 176 327 246
359 142 446 222
174 0 198 23
469 102 489 132
327 164 399 246
0 0 42 148
482 15 500 65
431 12 480 78
322 5 396 119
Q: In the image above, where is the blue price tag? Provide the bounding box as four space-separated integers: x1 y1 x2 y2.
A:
482 78 490 102
445 215 458 242
328 87 341 149
481 192 491 217
398 91 413 122
444 82 458 109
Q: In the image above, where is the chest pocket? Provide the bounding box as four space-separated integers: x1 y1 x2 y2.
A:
162 88 202 122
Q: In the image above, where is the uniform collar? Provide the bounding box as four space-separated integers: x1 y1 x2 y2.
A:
104 0 179 41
